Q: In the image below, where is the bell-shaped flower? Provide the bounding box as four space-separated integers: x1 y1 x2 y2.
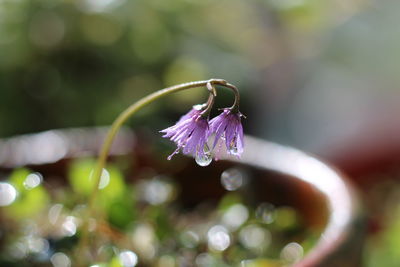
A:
160 106 209 161
208 108 244 157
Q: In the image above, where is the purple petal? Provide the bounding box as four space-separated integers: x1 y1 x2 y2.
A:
160 108 210 160
183 119 208 156
208 109 244 158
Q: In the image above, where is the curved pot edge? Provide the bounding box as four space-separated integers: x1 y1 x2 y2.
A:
224 136 364 267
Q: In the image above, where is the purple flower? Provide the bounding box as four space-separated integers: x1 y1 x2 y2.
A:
175 104 205 123
160 107 209 160
209 108 244 157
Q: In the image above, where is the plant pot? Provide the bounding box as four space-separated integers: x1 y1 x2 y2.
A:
0 128 365 266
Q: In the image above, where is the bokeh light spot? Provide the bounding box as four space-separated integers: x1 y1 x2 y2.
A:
221 168 244 191
0 182 17 206
280 242 304 263
239 225 271 252
61 216 78 237
23 172 43 190
255 203 276 224
222 203 249 230
207 225 230 251
50 252 71 267
119 250 138 267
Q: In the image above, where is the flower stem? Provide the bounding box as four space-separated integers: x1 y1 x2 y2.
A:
76 78 239 264
224 82 241 112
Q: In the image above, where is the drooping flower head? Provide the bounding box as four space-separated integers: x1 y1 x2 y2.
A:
208 108 244 158
160 105 210 161
160 80 244 164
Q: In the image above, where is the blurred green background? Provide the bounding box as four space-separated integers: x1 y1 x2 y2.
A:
0 0 366 139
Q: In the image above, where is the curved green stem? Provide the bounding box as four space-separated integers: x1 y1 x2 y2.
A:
76 78 239 265
200 83 216 118
224 82 240 112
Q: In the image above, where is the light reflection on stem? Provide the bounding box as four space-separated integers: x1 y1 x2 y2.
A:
76 78 240 265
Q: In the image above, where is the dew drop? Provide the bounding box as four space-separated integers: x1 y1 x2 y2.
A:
195 154 212 167
195 145 212 167
228 145 238 155
228 138 238 155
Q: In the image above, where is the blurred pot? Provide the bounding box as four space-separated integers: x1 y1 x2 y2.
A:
0 128 364 266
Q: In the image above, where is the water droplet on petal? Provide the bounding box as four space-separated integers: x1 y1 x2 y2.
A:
0 182 17 206
228 145 238 155
228 138 238 155
195 145 212 167
195 154 212 167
